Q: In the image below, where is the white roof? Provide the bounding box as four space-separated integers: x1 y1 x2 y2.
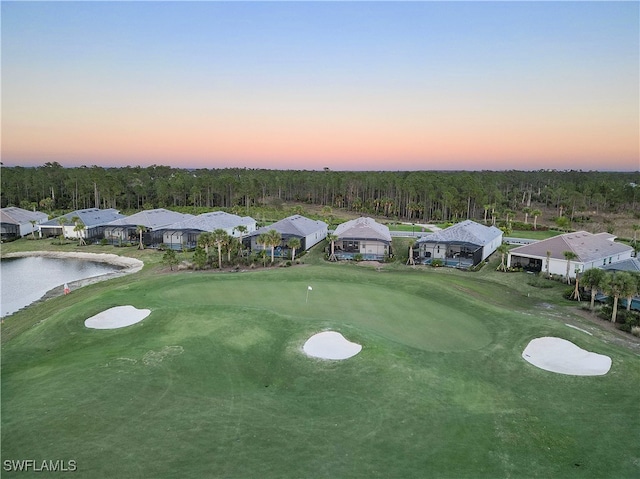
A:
164 211 256 232
416 220 502 246
334 217 391 242
0 207 48 225
105 209 193 230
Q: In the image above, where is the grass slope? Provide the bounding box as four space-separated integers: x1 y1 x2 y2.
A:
2 250 639 478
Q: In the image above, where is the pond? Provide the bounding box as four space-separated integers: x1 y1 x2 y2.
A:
1 256 121 317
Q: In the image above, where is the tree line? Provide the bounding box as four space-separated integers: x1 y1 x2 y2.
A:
2 163 638 223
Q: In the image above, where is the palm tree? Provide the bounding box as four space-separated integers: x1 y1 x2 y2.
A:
234 225 248 256
483 204 492 224
623 272 639 311
327 233 338 262
406 239 416 266
604 272 633 323
632 224 639 245
522 207 531 224
74 222 87 246
532 209 542 230
496 243 509 272
562 251 577 284
266 229 282 264
57 216 68 239
211 229 229 269
29 219 37 239
136 225 146 250
581 268 606 311
545 250 552 279
197 232 213 255
257 232 270 267
287 237 301 262
571 266 581 301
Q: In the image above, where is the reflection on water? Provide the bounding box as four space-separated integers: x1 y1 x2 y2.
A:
1 256 120 317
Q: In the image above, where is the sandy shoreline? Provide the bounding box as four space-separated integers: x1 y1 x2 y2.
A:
2 252 144 315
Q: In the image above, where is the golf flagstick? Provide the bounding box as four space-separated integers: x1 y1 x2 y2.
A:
306 285 312 303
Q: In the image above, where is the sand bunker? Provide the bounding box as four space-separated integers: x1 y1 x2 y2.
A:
522 337 611 376
85 305 150 329
303 331 362 360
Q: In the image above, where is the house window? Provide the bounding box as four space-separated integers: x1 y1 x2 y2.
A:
603 259 606 266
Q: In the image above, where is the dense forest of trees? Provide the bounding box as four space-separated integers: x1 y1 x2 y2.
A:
1 163 638 223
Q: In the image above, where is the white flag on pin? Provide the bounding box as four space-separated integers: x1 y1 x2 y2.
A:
308 286 313 291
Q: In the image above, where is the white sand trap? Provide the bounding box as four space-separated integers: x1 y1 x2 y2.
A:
303 331 362 360
522 337 611 376
84 305 151 329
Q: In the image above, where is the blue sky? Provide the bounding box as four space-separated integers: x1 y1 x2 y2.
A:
2 1 638 171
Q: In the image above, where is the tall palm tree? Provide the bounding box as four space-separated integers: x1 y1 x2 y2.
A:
327 233 338 262
522 207 531 224
545 250 552 278
632 224 639 245
136 225 146 250
604 272 633 323
581 268 606 311
531 209 542 230
257 232 270 267
287 237 301 262
562 251 578 284
211 229 229 269
29 219 37 239
406 239 416 266
266 229 282 264
234 225 248 256
74 222 87 246
496 243 509 272
57 216 68 239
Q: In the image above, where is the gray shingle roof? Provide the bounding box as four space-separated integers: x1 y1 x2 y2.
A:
105 209 193 230
42 208 125 227
509 231 633 263
252 215 327 237
416 220 502 246
602 258 640 272
333 217 391 242
164 211 256 232
0 207 48 225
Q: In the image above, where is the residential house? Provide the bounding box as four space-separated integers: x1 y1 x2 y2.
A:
103 209 193 247
415 220 503 267
160 211 257 250
332 217 392 261
0 207 48 240
39 208 125 241
507 231 634 279
249 215 327 256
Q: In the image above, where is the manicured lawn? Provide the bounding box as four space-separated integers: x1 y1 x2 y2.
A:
1 252 639 478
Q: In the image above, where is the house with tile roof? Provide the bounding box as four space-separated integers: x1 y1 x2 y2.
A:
160 211 257 250
507 231 634 279
0 207 49 240
249 215 327 256
415 220 503 267
103 209 193 247
332 217 392 260
39 208 125 241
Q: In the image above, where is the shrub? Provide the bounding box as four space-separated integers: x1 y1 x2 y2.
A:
100 238 108 246
527 277 554 288
431 259 443 267
354 254 363 262
631 326 640 337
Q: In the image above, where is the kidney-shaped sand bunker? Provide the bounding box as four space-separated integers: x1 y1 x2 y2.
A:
85 305 151 330
522 337 611 376
303 331 362 360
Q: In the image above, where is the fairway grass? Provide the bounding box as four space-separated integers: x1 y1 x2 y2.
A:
2 262 639 478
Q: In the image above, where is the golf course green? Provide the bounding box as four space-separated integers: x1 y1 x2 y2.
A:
2 253 639 478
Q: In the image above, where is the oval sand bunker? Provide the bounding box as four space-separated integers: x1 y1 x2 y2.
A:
522 337 611 376
303 331 362 360
85 305 151 329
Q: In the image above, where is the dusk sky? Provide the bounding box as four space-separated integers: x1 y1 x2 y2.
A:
2 1 638 171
